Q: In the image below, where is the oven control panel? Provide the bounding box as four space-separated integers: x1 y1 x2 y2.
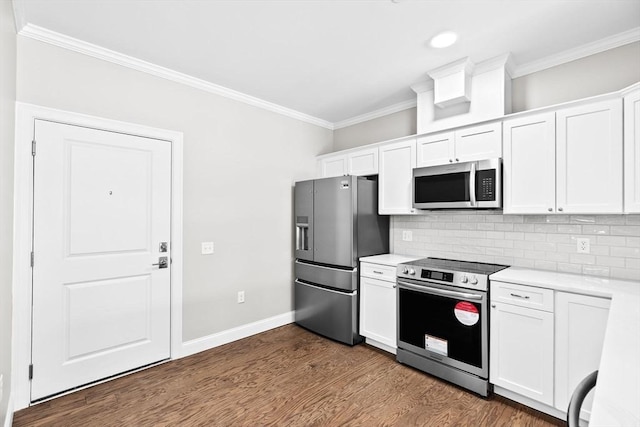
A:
397 267 489 291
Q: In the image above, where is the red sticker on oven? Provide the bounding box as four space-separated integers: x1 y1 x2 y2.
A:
454 301 479 326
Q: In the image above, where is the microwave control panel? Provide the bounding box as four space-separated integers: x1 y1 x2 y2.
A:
475 170 495 201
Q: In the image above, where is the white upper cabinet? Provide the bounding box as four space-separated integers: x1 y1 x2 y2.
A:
503 113 556 214
317 155 347 178
317 147 379 178
556 99 623 214
504 99 623 214
348 146 378 176
624 88 640 213
379 139 417 215
416 122 502 168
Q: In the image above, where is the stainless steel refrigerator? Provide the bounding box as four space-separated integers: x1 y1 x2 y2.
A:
294 175 389 345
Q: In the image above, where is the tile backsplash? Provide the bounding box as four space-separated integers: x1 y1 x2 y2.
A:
392 212 640 281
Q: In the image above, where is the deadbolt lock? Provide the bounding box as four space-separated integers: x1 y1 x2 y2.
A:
159 242 168 253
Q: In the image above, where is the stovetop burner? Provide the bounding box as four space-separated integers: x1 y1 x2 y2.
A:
409 257 508 276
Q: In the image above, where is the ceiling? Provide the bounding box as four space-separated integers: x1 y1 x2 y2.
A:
12 0 640 128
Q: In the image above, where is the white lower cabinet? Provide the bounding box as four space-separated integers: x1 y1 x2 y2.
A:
360 276 396 350
490 285 554 405
490 280 611 421
554 292 611 419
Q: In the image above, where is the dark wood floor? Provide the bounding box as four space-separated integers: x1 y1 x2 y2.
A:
13 324 564 427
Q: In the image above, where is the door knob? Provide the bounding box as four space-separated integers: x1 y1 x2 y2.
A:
152 256 168 269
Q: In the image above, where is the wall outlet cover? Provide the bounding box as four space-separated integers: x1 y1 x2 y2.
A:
576 238 590 254
237 291 245 303
201 242 214 255
402 230 413 241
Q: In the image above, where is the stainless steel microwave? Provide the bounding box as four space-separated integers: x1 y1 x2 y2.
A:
413 158 502 209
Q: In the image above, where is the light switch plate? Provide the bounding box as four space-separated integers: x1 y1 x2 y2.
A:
201 242 214 255
402 230 413 242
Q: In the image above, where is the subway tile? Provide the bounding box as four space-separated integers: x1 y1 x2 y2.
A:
597 216 626 225
514 223 535 232
503 215 525 224
534 224 558 233
625 215 640 225
524 250 548 259
558 263 583 275
509 248 525 258
514 240 537 250
485 215 505 223
486 231 505 240
595 256 626 268
569 253 596 265
460 222 478 230
477 223 496 231
570 215 596 224
495 223 515 232
524 215 548 223
610 268 640 281
505 232 525 240
534 242 557 252
626 258 640 270
611 225 640 236
610 246 640 258
596 235 627 246
534 260 557 271
546 234 572 243
544 215 570 224
494 239 515 249
524 233 547 242
557 224 582 234
589 245 610 256
581 225 610 235
546 251 570 262
486 247 504 256
582 265 610 277
626 237 640 248
511 257 535 268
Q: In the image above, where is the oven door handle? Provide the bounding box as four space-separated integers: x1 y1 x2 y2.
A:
397 280 483 301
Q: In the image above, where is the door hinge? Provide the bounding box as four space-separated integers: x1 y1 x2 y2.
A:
29 364 33 380
30 251 34 267
31 140 36 156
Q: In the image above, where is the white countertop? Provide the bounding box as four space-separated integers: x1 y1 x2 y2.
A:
490 267 640 427
359 253 422 267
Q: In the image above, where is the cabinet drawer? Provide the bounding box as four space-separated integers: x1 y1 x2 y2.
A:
360 262 397 282
491 281 554 312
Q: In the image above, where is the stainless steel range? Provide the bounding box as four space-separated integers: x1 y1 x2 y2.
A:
396 258 508 396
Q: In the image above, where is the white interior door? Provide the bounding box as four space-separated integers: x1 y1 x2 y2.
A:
31 120 172 401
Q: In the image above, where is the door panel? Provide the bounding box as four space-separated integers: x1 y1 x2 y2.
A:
294 180 314 261
31 120 171 401
313 176 354 267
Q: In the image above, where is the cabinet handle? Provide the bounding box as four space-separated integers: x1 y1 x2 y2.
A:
558 207 564 212
393 285 397 289
455 158 459 162
510 293 530 299
491 304 496 308
449 159 453 163
548 208 553 212
373 270 384 275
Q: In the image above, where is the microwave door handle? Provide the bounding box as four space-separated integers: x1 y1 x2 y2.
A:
469 162 477 207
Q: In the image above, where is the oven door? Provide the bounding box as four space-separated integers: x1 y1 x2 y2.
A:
397 278 488 378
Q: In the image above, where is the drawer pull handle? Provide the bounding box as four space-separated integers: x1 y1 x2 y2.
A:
510 293 530 299
373 270 384 274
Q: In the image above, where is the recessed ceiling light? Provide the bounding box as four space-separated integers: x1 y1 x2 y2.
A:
430 31 458 49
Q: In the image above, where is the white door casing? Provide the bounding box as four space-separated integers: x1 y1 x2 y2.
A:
12 103 183 410
31 120 171 400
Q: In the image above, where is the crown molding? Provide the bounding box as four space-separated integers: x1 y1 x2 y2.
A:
332 98 417 130
18 24 334 130
511 27 640 78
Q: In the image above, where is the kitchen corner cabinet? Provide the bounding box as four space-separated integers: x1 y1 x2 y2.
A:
554 293 610 419
359 262 398 353
503 99 623 214
317 147 379 178
378 139 417 214
624 88 640 213
416 122 502 168
490 282 555 405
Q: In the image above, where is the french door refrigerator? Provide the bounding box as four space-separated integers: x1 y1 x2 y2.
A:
294 175 389 345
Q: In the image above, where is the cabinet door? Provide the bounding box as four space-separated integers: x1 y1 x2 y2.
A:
378 139 417 215
555 293 611 419
490 302 554 405
348 147 378 176
624 89 640 213
556 99 623 213
455 122 503 162
360 276 396 349
318 155 347 178
503 113 556 214
416 131 454 167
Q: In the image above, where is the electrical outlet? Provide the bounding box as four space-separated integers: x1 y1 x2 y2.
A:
237 291 245 304
576 238 590 254
201 242 214 255
402 230 413 242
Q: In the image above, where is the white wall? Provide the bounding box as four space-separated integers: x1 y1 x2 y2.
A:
0 0 15 423
333 108 416 151
16 36 333 341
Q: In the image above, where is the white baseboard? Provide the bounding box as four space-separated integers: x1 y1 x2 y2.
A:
3 395 13 427
180 311 294 358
